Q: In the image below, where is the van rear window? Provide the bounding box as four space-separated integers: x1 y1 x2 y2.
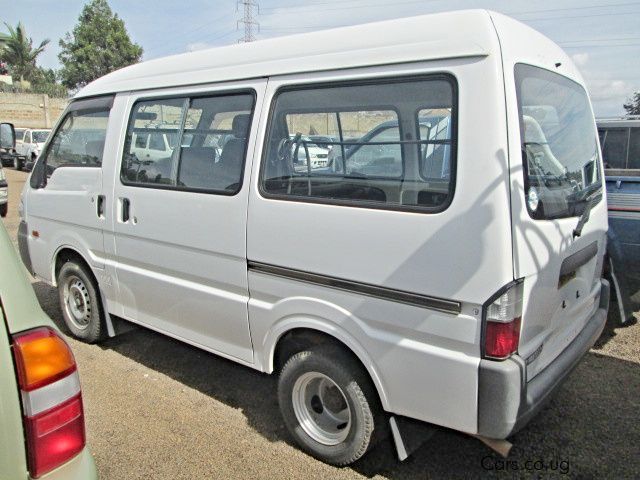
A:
515 64 602 220
260 76 456 212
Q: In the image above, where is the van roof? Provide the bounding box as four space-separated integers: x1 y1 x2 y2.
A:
76 9 509 99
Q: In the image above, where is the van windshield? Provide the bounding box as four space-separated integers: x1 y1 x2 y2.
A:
515 64 602 219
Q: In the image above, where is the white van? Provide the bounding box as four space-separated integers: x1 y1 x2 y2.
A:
18 10 609 465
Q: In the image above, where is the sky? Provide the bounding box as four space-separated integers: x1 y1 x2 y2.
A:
2 0 639 117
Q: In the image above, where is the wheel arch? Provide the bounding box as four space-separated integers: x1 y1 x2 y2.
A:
265 320 389 410
52 245 116 337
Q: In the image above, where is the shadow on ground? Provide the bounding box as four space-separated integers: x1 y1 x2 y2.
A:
32 281 640 479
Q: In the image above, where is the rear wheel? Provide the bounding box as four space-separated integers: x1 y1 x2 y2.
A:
57 260 106 343
278 345 380 466
0 203 6 217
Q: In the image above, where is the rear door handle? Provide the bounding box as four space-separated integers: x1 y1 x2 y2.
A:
121 198 130 223
97 195 105 218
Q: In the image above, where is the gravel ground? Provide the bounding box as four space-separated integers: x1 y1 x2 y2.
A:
2 168 639 479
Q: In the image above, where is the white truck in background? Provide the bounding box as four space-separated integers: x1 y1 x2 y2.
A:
14 128 50 171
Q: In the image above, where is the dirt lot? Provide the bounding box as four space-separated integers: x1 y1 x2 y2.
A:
2 168 639 479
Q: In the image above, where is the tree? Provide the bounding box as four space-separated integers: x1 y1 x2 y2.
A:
624 92 640 116
1 22 49 83
58 0 143 90
30 67 68 97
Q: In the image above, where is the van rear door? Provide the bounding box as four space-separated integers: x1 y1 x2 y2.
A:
510 64 608 380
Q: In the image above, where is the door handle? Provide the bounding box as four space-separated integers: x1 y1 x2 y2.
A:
97 195 105 218
122 198 131 223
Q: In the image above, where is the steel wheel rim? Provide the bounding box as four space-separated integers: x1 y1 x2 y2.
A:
292 372 351 445
13 157 18 169
63 275 92 330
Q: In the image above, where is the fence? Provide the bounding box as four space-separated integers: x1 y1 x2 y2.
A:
0 93 69 129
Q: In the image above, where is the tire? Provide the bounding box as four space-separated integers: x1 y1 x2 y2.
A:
57 260 106 343
0 203 6 218
278 345 381 466
13 155 22 171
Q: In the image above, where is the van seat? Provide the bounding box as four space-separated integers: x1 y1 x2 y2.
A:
217 114 250 189
178 147 218 189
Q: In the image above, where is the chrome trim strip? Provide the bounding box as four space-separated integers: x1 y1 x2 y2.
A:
21 371 81 417
248 261 462 315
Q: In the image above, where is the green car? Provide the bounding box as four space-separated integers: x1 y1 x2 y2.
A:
0 218 97 478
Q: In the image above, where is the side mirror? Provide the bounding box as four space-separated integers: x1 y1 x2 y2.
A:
0 123 15 150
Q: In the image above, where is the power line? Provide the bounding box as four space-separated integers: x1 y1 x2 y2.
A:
512 1 640 16
237 0 260 42
144 12 235 56
259 9 640 36
561 36 640 43
525 10 640 22
260 0 640 15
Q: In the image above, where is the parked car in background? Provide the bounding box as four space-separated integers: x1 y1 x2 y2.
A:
0 219 97 479
131 130 178 163
288 134 330 170
15 128 26 143
13 128 26 167
599 116 640 170
0 123 16 168
327 115 452 182
0 122 14 216
598 116 640 322
308 135 340 150
15 128 51 171
0 167 7 218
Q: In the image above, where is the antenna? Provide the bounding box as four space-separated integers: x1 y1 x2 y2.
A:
237 0 260 43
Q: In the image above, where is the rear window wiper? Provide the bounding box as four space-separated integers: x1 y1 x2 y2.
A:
572 188 601 238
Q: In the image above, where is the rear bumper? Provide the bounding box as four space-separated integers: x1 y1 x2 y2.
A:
477 278 609 439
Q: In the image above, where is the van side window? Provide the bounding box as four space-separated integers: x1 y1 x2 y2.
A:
260 76 456 212
121 93 255 194
43 109 109 174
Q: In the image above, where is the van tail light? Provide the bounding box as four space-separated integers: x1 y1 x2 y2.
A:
12 327 85 478
483 281 524 360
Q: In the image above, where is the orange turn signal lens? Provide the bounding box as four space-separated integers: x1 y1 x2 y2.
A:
13 327 76 391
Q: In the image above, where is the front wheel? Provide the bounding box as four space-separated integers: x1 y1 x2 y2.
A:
278 345 380 466
57 260 106 343
0 203 7 217
13 156 22 171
